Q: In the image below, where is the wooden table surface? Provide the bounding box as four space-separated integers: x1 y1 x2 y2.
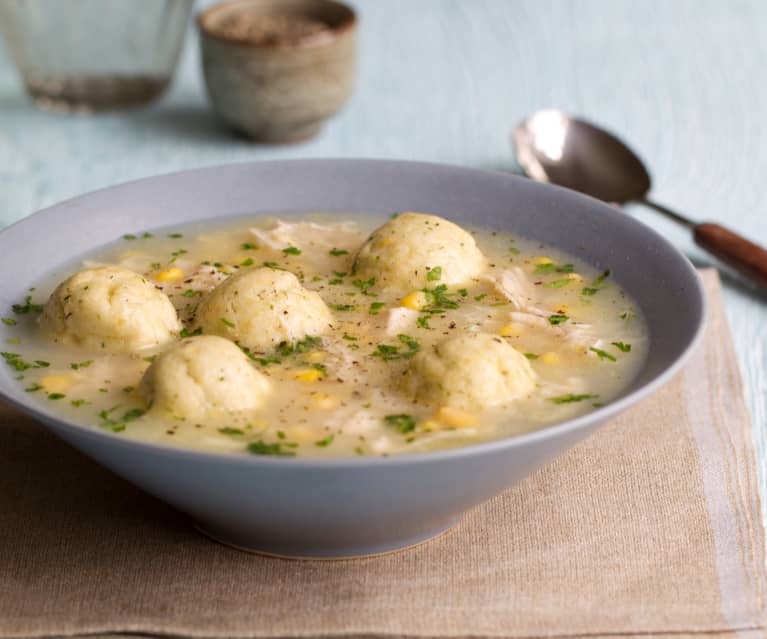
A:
1 0 765 524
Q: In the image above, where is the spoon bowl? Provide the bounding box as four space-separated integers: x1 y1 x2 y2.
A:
514 110 651 204
513 109 767 289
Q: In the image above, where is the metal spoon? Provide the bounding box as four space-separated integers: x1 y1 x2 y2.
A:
513 109 767 289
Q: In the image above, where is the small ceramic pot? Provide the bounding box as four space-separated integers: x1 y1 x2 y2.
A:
198 0 356 143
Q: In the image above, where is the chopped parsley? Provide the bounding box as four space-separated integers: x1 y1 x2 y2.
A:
384 414 417 434
545 278 571 289
398 334 419 351
315 434 335 447
612 341 632 352
328 278 344 285
70 360 93 370
241 242 257 250
180 327 203 338
240 257 254 267
547 314 569 325
342 333 358 341
524 353 539 360
99 406 145 431
24 383 42 392
169 248 188 263
352 277 376 296
329 248 349 256
218 427 244 436
590 346 617 362
535 262 574 274
474 293 487 302
371 335 420 360
47 393 66 400
247 440 296 457
369 302 385 315
548 393 598 404
1 317 16 326
168 233 184 239
329 303 355 312
421 284 460 313
593 269 611 286
371 344 400 360
182 289 201 298
276 336 322 357
416 315 430 329
70 399 89 407
220 317 235 328
1 352 49 371
582 269 611 296
426 266 442 282
123 234 137 240
282 246 302 255
12 295 43 315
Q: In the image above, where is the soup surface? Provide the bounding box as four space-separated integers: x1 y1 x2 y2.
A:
1 213 648 457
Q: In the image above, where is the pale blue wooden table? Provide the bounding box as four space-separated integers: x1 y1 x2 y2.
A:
1 0 766 523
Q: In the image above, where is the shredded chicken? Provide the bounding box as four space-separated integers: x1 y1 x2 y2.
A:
483 267 547 314
384 307 418 336
249 220 361 253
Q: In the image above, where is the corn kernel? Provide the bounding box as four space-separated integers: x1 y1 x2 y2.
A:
498 323 523 337
306 351 326 363
539 352 559 364
293 368 323 382
40 374 75 394
436 406 479 428
533 256 553 265
420 419 441 432
310 392 339 410
287 426 314 442
154 267 184 282
565 272 583 282
399 291 430 311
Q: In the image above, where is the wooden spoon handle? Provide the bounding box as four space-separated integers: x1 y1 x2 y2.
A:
694 223 767 288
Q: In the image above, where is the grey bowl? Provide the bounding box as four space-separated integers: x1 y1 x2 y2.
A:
0 160 705 558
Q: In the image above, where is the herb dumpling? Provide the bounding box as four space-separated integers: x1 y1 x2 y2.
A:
140 335 270 419
401 332 535 410
40 266 180 352
194 267 333 352
353 212 486 290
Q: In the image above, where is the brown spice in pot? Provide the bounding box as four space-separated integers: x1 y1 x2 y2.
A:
216 13 333 46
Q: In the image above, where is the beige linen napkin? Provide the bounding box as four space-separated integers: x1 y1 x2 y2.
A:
1 268 765 639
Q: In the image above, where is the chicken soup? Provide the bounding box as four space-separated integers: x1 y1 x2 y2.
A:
1 212 648 457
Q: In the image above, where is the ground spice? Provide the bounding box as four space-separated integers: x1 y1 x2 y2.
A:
216 13 333 46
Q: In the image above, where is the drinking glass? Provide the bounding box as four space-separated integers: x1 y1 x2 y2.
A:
0 0 195 111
